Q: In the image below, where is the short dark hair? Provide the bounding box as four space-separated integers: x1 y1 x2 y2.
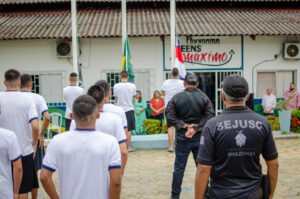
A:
72 95 97 121
120 70 128 78
171 68 179 77
21 74 32 87
70 72 78 77
95 80 110 96
5 69 21 81
87 85 105 104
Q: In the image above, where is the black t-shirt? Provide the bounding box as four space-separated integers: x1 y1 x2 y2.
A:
197 107 278 199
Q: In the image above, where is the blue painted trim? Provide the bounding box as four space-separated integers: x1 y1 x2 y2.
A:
11 154 22 163
42 164 56 172
29 117 38 123
75 128 96 132
109 165 121 170
119 139 127 144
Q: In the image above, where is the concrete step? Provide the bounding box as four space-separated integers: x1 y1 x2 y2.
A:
131 134 169 149
44 131 299 149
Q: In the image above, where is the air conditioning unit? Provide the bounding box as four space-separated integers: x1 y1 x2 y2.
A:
283 43 300 59
56 40 72 57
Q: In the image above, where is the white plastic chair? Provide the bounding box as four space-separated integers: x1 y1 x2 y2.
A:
47 112 62 139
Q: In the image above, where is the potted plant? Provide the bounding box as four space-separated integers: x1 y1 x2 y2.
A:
276 99 291 133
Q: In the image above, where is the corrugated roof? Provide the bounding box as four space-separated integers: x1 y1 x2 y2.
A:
0 8 299 39
0 0 298 4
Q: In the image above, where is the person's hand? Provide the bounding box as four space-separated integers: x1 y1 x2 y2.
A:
39 134 44 148
185 125 196 138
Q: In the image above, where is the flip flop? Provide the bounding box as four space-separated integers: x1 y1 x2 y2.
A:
166 148 174 153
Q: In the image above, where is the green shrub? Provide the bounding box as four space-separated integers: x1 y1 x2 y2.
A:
162 121 168 134
265 115 279 131
143 119 161 134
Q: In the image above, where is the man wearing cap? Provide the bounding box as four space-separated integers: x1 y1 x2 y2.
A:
166 73 214 199
195 75 279 199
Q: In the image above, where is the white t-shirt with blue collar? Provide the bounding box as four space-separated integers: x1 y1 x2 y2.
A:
43 129 121 199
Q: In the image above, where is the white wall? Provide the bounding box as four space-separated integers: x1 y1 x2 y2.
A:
243 35 300 97
0 37 165 101
1 36 299 102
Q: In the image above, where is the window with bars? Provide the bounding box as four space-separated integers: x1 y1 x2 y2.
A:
27 73 63 103
106 72 120 102
31 75 40 94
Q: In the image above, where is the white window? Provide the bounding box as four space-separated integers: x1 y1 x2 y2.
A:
27 72 64 103
257 71 295 98
106 70 152 102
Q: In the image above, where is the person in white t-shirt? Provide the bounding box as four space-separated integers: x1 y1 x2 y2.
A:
113 70 137 152
21 74 50 199
161 68 185 152
0 127 23 199
262 87 277 115
70 85 128 174
95 80 128 130
63 72 84 131
0 69 39 199
40 95 122 199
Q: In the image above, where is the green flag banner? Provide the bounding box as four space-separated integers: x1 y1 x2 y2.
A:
121 36 134 81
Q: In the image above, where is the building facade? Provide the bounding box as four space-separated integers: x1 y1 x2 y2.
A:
0 0 299 116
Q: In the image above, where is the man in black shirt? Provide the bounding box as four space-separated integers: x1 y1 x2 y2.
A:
166 73 214 199
195 75 279 199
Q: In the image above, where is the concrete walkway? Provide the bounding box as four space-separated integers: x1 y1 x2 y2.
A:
35 139 300 199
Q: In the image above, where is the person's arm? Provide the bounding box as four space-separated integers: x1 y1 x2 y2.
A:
283 91 289 101
139 100 147 113
195 164 211 199
12 159 22 199
108 139 122 199
194 96 214 132
165 96 187 129
109 168 122 199
149 100 158 114
119 143 128 175
262 96 267 113
266 159 279 199
31 119 39 154
40 169 60 199
8 133 22 199
39 111 50 147
195 124 215 198
297 92 300 108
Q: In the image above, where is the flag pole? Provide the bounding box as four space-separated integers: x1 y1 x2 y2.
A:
170 0 176 68
71 0 79 75
122 0 127 55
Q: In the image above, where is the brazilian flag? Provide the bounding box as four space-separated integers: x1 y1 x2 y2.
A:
121 36 134 82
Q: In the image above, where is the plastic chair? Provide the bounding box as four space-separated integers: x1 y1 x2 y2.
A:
47 112 62 139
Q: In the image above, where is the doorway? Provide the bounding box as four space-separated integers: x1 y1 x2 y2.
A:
193 70 242 115
195 72 216 106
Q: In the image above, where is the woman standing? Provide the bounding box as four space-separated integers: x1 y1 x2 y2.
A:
132 90 147 135
150 90 165 122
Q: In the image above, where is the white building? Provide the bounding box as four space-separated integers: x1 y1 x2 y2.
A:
0 0 299 115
